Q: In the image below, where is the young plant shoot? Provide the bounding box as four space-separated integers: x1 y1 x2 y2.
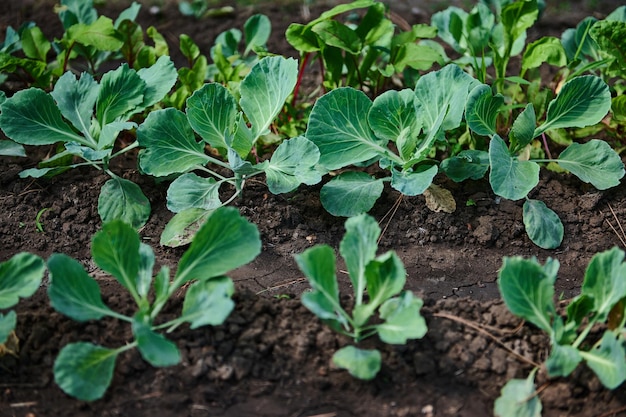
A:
0 56 178 229
0 253 45 357
442 75 624 249
495 247 626 416
305 64 479 217
137 55 321 247
48 207 261 401
295 214 427 380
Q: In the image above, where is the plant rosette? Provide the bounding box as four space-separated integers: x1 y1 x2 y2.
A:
295 213 427 379
48 207 261 401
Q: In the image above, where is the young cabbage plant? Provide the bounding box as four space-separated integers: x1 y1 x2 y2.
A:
286 0 442 96
294 214 427 380
0 0 141 89
305 64 479 217
137 55 322 247
0 56 177 229
442 75 624 249
48 207 261 401
0 253 45 357
494 247 626 417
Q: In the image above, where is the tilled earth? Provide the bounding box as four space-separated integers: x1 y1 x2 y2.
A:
1 0 626 416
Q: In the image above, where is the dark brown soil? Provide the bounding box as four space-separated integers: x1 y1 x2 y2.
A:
1 1 626 416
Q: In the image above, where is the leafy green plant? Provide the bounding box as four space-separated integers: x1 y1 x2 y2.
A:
0 0 141 89
0 253 45 356
305 64 478 217
0 57 177 229
137 55 321 246
286 0 442 96
207 14 272 85
48 207 261 401
294 214 427 379
494 247 626 416
441 75 624 248
433 0 540 93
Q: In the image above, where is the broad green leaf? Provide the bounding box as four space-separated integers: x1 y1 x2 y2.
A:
265 136 322 194
579 331 626 389
509 104 536 153
465 84 504 136
96 64 145 125
239 56 298 140
368 89 420 160
136 55 177 108
66 16 124 51
546 344 582 377
47 254 114 321
590 20 626 75
180 277 235 328
498 256 558 334
0 311 16 345
534 76 611 137
522 37 567 71
98 176 150 230
431 7 468 53
320 171 384 217
332 346 381 380
21 26 51 62
243 14 271 55
98 120 136 150
523 199 564 249
489 135 539 200
51 71 99 137
0 88 87 146
340 214 380 305
561 17 597 62
59 0 97 27
364 251 406 312
414 64 479 135
0 140 26 157
500 0 538 46
137 108 209 177
175 207 261 285
613 95 626 122
0 253 45 308
132 317 181 367
312 20 362 54
306 88 384 170
136 243 154 300
186 83 237 151
285 23 319 52
580 247 626 321
440 150 489 182
160 208 213 248
295 245 346 327
393 43 443 72
377 291 427 344
91 220 141 296
390 164 438 196
557 140 624 190
54 342 118 401
153 266 170 307
166 173 222 213
494 369 542 417
114 1 141 28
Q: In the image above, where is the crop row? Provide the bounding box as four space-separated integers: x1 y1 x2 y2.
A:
1 0 625 415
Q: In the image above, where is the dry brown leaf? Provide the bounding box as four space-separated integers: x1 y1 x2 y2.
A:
424 184 456 213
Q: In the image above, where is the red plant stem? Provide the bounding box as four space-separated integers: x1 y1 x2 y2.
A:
292 52 310 108
541 133 552 160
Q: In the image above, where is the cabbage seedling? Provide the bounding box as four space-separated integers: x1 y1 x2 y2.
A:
48 207 261 401
295 214 427 380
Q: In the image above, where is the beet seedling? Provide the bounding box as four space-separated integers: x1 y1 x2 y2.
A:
295 214 427 380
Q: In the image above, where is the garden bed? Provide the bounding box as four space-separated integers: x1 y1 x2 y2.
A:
1 0 626 416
